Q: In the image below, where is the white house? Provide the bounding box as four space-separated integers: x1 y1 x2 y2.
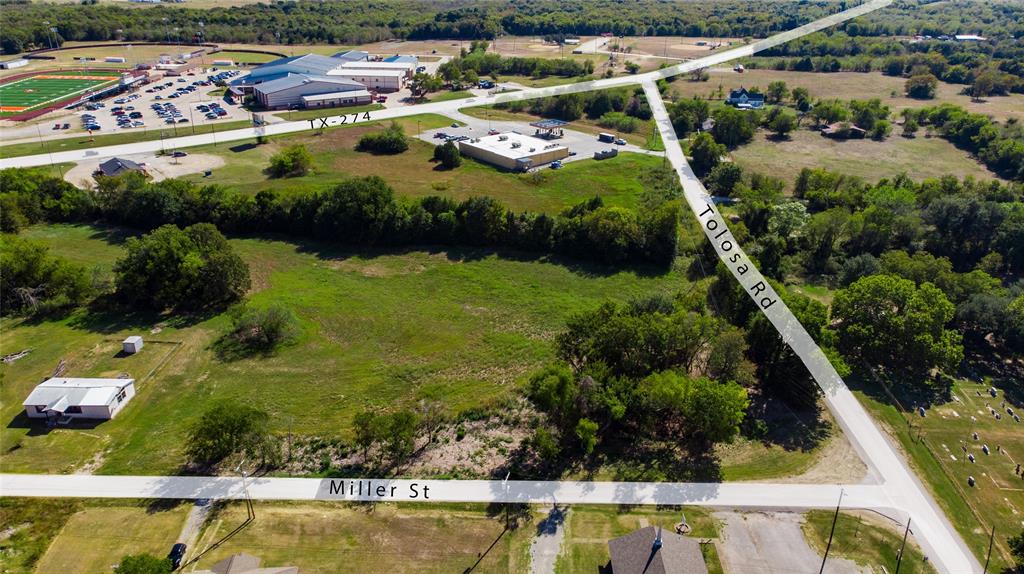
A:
23 377 136 421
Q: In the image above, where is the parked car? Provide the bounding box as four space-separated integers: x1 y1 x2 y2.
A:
550 160 563 169
167 543 186 569
172 151 188 158
614 138 627 145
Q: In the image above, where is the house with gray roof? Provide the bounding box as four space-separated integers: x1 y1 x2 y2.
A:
23 378 136 421
95 157 144 178
607 526 708 574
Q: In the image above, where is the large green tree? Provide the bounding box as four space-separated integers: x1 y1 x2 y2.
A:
0 235 92 315
114 223 250 310
185 402 279 467
832 274 963 374
114 554 172 574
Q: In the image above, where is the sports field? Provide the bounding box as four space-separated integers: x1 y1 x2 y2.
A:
0 71 119 117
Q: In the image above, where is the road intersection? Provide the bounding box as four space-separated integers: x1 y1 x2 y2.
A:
0 1 984 571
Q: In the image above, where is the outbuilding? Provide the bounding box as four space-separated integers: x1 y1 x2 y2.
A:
0 58 29 69
23 377 136 421
458 132 569 171
122 336 144 354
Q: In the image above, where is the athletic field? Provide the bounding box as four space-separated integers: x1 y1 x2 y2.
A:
0 71 119 118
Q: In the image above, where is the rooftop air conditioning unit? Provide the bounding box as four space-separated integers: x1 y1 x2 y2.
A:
511 142 521 148
498 135 509 141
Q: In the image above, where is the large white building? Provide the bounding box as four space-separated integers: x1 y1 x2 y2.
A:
458 132 569 171
23 377 136 421
253 74 370 109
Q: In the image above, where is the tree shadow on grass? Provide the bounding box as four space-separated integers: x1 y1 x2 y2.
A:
288 236 671 280
62 296 221 335
744 392 831 453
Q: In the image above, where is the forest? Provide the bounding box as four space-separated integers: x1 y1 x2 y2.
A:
3 0 1022 55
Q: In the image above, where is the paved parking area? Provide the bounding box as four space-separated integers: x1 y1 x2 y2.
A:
74 70 250 135
414 108 661 167
715 511 866 574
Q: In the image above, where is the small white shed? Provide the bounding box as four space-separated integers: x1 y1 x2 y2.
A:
123 336 144 354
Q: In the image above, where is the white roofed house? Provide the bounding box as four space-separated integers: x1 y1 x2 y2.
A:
23 378 136 423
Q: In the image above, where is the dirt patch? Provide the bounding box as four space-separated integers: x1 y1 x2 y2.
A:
63 152 225 187
773 427 871 484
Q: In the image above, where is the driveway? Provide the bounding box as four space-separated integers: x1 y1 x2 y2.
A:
715 511 866 574
416 108 661 166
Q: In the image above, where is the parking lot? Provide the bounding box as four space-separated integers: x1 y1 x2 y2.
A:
70 69 250 135
414 109 660 167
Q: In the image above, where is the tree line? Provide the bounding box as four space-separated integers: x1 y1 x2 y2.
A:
0 0 851 54
0 167 681 269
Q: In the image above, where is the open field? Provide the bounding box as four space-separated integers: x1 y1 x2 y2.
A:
0 43 197 79
554 505 723 574
620 37 743 60
668 67 1024 123
0 71 119 117
31 503 189 574
2 223 691 475
192 502 531 573
852 375 1023 572
176 114 664 213
729 128 1004 192
803 510 935 574
211 50 280 64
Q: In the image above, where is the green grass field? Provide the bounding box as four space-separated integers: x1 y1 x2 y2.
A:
852 375 1023 571
802 511 936 574
554 506 723 574
729 128 1005 192
460 104 662 151
192 502 531 574
0 71 119 117
178 114 665 214
1 223 691 475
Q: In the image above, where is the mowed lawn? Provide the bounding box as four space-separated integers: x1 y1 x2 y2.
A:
191 502 531 574
802 511 935 574
181 114 664 213
1 223 689 475
555 505 724 574
853 376 1024 571
729 128 1003 192
33 504 189 574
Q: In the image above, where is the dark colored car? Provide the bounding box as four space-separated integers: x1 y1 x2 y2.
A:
167 543 186 569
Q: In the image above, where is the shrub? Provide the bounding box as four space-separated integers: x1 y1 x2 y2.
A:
216 303 298 358
597 111 639 133
905 73 938 99
185 402 279 467
433 141 462 169
267 144 312 178
114 554 172 574
356 122 408 154
0 235 92 316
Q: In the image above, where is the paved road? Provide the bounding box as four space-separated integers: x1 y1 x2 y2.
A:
641 80 977 573
0 473 890 507
3 2 982 572
0 0 892 170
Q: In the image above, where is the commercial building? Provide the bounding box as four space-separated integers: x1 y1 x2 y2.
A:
23 377 136 421
458 132 569 171
333 50 369 62
338 60 417 79
328 68 405 92
253 74 368 109
0 58 29 69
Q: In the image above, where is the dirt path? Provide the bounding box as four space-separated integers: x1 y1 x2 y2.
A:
63 152 225 187
530 505 568 574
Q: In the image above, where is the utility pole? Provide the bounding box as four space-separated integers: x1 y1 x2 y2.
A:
894 517 911 574
819 489 844 574
982 525 995 573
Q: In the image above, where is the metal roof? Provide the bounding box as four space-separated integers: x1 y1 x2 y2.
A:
332 50 369 62
23 378 135 410
255 74 365 95
529 119 570 129
301 89 372 102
